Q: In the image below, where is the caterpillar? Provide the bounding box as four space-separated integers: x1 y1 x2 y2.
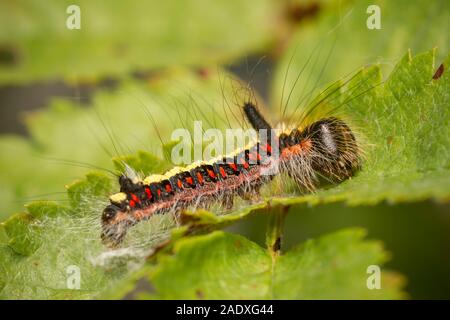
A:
101 101 360 247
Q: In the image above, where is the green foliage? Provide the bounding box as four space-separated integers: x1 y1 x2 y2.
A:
0 0 277 84
0 172 128 299
112 152 171 177
106 229 404 299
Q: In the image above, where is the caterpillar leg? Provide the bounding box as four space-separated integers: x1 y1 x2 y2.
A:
238 184 262 204
220 193 234 210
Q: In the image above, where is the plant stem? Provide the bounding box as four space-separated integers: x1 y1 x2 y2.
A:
265 205 289 257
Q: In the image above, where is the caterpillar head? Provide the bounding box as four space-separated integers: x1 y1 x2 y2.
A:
101 204 133 248
100 175 141 247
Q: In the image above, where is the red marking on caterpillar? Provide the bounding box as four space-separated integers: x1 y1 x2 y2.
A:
196 172 204 185
101 101 360 247
219 167 226 178
131 193 140 203
207 169 216 179
145 187 152 199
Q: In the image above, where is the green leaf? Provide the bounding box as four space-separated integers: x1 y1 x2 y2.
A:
0 172 129 299
108 229 405 299
112 151 171 177
0 0 277 84
2 212 42 256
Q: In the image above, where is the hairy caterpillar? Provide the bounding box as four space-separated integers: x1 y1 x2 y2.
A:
101 100 360 247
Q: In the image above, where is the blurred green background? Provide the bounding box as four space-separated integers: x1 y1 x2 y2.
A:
0 0 449 299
